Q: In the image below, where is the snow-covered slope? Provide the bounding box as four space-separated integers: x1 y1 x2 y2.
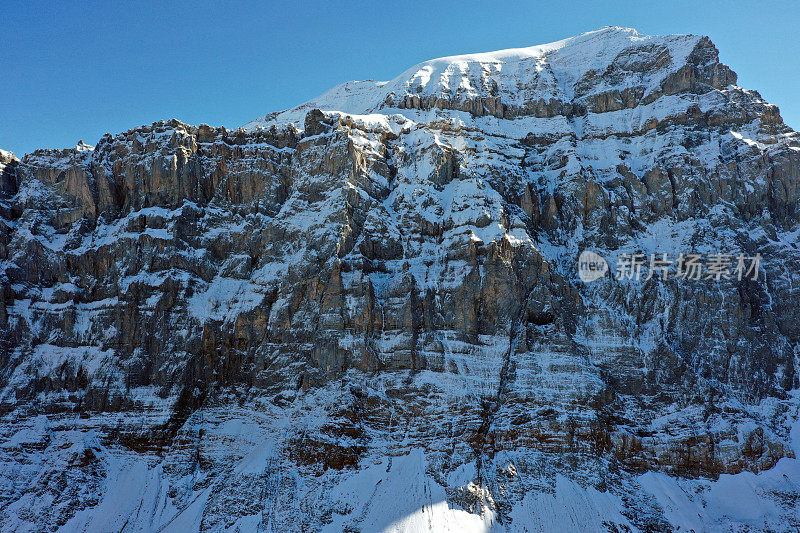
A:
243 27 710 130
1 28 800 532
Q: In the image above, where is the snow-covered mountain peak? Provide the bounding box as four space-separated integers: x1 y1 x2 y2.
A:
243 27 721 131
0 149 17 162
74 140 94 152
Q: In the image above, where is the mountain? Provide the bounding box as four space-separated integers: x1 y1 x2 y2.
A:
244 27 733 130
1 27 799 531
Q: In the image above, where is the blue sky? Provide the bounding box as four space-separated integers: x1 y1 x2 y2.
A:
1 0 798 156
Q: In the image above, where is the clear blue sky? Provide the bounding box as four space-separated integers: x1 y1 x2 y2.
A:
1 0 798 156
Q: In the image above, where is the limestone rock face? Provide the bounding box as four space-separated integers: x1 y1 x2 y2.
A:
1 27 800 531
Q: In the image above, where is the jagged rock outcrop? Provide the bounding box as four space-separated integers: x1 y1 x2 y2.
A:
1 27 800 531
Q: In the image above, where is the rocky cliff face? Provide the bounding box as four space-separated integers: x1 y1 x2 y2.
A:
1 27 800 531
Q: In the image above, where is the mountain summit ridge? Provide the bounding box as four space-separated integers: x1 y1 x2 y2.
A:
243 27 736 131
